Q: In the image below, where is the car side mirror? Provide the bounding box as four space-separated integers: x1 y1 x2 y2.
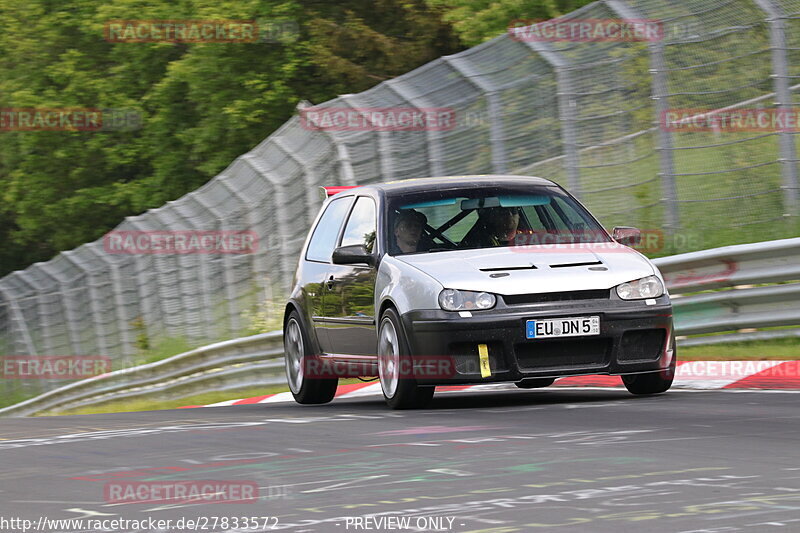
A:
332 244 375 266
612 226 642 247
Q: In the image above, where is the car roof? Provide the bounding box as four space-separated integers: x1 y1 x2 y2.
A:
342 175 559 198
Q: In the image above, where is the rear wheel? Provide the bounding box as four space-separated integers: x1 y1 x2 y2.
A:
378 308 434 409
515 377 556 389
284 311 337 404
622 338 676 395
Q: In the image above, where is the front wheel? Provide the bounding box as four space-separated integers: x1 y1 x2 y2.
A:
622 338 676 395
284 311 337 404
377 308 434 409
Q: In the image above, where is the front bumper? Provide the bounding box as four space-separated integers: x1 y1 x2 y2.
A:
400 294 674 385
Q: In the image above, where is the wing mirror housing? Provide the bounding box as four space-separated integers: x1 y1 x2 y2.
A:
612 226 642 247
332 244 375 266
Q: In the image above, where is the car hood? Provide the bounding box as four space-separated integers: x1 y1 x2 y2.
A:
395 244 655 295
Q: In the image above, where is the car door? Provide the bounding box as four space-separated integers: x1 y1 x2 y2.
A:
303 196 353 354
325 196 378 356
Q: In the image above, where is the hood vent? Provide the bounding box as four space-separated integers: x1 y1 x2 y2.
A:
549 260 603 269
480 265 537 272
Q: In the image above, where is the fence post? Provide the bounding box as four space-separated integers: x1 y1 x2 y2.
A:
62 250 110 358
443 55 507 174
273 134 325 225
754 0 800 214
604 0 679 232
336 95 397 183
241 155 296 295
386 68 447 177
37 263 83 356
521 38 582 198
190 191 240 337
0 283 37 355
296 100 359 187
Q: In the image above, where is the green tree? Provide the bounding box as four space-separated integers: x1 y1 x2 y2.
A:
0 0 461 275
424 0 597 46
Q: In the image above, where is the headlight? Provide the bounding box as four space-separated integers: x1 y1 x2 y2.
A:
616 275 664 300
438 289 496 311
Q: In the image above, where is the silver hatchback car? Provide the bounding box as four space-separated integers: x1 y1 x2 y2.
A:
284 176 676 409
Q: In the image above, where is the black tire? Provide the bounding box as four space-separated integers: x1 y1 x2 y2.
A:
284 311 337 404
622 338 677 395
377 307 435 409
515 377 556 389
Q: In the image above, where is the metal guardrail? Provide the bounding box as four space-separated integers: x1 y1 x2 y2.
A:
654 237 800 292
0 332 284 418
2 238 798 417
654 237 800 339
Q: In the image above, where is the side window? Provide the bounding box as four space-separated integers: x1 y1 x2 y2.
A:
341 197 377 253
306 198 352 262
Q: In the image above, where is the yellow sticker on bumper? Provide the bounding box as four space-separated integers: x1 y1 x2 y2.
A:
478 343 491 378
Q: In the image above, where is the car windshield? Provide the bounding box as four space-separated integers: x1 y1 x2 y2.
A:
386 185 610 255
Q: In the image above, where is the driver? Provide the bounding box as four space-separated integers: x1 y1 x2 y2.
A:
462 206 521 248
393 210 427 254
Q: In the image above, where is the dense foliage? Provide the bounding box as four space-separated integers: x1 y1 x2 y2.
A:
0 0 597 275
426 0 595 46
0 0 467 275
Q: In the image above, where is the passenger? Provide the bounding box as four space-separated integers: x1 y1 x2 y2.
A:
461 206 520 248
393 210 427 254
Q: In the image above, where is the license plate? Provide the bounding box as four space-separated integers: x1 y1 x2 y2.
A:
526 316 600 339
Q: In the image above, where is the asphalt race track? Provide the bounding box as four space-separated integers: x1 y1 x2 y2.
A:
1 388 799 532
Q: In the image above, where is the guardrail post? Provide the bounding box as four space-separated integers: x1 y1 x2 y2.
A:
754 0 800 214
605 0 679 232
521 39 582 198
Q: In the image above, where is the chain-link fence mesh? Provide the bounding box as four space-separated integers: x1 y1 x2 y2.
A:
1 0 798 399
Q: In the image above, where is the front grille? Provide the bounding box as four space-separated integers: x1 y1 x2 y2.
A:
448 341 507 374
515 338 610 370
503 289 610 306
619 329 666 362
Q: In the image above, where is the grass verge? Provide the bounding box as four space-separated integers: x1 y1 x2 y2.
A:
45 378 373 417
678 338 799 361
